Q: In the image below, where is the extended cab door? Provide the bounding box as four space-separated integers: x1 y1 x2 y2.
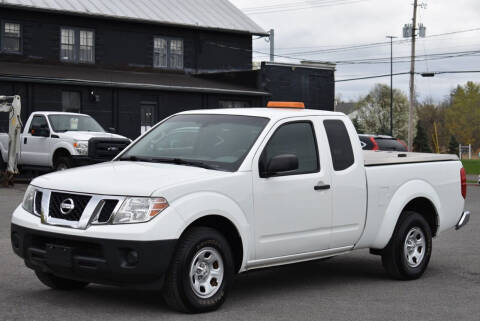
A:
321 117 367 248
20 115 52 166
252 118 332 261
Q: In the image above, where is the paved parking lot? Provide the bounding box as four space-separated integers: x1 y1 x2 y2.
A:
0 184 479 321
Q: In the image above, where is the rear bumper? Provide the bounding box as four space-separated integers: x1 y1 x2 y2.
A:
11 224 177 286
455 211 470 230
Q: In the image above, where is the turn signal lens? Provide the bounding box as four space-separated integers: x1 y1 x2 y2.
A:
150 198 169 217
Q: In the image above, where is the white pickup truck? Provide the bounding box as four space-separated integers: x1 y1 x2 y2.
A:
0 112 131 171
11 105 469 313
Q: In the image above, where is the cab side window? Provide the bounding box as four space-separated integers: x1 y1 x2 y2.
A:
260 121 319 176
29 115 48 134
324 119 355 171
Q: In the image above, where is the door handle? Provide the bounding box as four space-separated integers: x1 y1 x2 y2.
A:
314 184 330 191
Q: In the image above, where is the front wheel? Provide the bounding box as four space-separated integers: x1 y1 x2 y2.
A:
54 156 73 171
162 227 234 313
381 211 432 280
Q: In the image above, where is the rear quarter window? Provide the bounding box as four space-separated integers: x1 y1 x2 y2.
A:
324 119 355 171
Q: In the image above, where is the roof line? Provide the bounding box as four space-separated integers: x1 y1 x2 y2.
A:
0 73 270 96
0 3 269 36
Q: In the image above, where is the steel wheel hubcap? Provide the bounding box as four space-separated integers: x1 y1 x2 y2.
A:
403 227 426 268
189 247 224 299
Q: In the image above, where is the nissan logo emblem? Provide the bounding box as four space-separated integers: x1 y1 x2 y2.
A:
107 146 119 152
60 198 75 215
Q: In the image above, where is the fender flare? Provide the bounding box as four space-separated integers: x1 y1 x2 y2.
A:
167 191 250 271
370 179 441 249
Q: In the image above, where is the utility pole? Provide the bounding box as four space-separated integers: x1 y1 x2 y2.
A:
386 36 396 137
269 29 275 62
407 0 418 151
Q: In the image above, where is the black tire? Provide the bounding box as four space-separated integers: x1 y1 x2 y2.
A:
381 211 432 280
162 227 235 313
0 153 6 172
34 270 89 290
54 156 73 171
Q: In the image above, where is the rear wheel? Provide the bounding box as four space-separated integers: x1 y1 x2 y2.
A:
381 211 432 280
54 156 73 171
162 227 234 313
35 270 89 290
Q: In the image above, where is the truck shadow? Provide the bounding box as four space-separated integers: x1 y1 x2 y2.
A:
24 252 392 314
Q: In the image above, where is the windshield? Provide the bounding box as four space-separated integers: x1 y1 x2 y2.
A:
48 114 105 133
119 114 269 171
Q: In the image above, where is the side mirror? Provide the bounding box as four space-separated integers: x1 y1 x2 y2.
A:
108 127 117 134
31 126 50 137
262 154 299 178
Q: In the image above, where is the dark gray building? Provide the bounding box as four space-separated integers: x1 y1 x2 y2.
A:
0 0 335 139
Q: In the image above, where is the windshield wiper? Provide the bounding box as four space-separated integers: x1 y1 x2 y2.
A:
150 157 217 170
118 155 153 162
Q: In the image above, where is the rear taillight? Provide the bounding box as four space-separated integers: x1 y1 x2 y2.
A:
460 167 467 199
397 139 408 151
369 137 379 151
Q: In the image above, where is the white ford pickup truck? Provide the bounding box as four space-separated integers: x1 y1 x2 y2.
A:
11 105 470 313
0 111 131 171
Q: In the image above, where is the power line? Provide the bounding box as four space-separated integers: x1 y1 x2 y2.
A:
335 70 480 82
272 27 480 56
336 72 410 82
333 49 480 65
207 40 480 66
243 0 372 15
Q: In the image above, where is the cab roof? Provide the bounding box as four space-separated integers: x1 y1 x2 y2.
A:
178 108 345 121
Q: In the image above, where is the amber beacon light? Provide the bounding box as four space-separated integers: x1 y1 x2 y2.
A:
267 101 305 109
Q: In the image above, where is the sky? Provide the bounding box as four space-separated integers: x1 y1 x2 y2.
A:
230 0 480 103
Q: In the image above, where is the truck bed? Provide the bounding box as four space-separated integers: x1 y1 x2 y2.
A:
363 151 459 166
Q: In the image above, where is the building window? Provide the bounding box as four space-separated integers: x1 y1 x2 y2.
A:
154 37 183 69
79 30 94 63
60 28 94 64
2 22 21 53
219 100 251 108
62 91 81 113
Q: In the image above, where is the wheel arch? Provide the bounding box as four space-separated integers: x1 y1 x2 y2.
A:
370 179 441 249
181 215 244 273
51 147 72 167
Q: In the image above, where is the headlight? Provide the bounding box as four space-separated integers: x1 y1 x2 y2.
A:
22 185 37 215
73 141 89 155
112 197 169 224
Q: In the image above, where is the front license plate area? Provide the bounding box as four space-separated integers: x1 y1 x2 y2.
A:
45 244 72 268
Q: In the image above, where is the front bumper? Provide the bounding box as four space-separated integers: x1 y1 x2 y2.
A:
455 211 470 230
11 224 177 285
71 155 107 167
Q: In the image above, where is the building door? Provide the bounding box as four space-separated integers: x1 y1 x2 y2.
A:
140 103 156 134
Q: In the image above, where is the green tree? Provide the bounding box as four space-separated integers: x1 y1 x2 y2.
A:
448 135 459 155
413 122 432 153
416 101 448 152
351 117 364 134
355 84 410 140
445 81 480 149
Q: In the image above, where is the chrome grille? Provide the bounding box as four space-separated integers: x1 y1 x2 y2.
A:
49 192 92 222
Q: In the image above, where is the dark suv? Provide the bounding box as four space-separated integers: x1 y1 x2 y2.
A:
359 134 408 152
